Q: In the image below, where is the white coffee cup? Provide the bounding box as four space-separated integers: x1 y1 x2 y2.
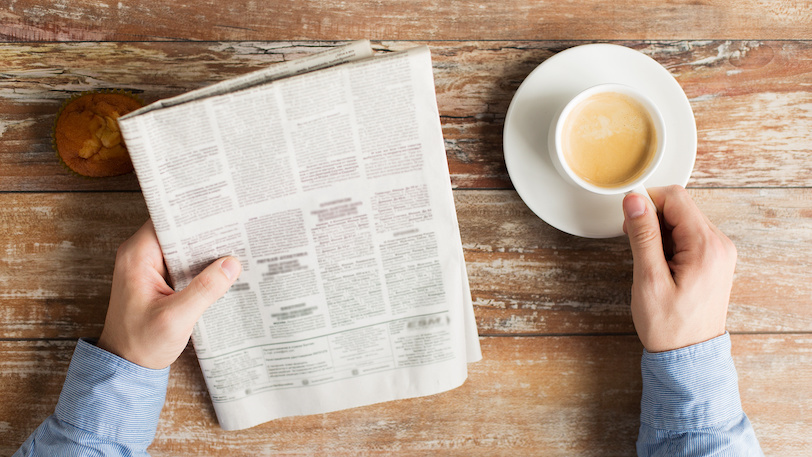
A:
547 83 666 206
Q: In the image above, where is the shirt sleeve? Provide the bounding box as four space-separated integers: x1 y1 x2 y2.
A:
637 332 763 457
13 338 170 457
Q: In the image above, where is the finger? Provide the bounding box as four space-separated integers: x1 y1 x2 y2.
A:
119 219 168 276
672 192 733 263
167 256 242 322
623 192 671 283
656 186 710 240
645 186 667 215
128 218 158 245
653 186 732 278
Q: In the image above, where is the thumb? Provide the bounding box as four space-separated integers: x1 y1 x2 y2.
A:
169 256 242 321
623 193 669 281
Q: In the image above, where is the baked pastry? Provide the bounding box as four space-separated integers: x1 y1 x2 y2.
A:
54 92 143 177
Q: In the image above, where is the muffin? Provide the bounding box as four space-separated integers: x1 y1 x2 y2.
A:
54 92 143 177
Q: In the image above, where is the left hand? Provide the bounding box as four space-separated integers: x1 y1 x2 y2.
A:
97 220 242 369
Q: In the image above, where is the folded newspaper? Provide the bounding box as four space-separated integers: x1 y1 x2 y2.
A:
118 40 481 430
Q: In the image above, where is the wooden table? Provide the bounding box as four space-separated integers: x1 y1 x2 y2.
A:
1 2 811 455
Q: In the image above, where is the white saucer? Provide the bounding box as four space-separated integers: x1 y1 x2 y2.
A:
503 44 696 238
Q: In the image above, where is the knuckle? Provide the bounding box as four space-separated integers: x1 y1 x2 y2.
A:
115 240 127 258
704 231 737 269
665 184 686 198
631 226 660 247
723 235 738 260
639 264 670 294
114 240 135 269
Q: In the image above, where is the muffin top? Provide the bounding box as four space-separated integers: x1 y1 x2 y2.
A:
54 93 143 177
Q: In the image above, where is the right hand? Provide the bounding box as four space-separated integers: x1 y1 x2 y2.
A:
622 185 737 353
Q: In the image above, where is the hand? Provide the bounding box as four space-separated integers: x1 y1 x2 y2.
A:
622 185 737 353
97 220 242 369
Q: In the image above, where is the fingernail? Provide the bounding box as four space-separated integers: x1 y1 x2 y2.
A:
221 257 242 280
624 194 647 219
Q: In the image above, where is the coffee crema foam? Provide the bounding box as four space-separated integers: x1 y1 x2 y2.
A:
562 92 657 188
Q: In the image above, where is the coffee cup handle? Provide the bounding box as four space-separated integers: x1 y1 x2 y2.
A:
625 184 657 211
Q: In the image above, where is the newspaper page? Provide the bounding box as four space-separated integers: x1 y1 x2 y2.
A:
119 43 481 431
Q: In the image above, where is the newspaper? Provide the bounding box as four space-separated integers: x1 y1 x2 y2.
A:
118 40 481 431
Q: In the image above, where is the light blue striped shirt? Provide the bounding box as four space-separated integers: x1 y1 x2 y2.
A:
638 332 763 456
16 334 762 456
14 338 169 457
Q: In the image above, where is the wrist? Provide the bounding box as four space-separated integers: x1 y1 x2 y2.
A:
642 328 727 353
96 331 129 364
55 339 170 446
97 332 157 369
640 333 743 431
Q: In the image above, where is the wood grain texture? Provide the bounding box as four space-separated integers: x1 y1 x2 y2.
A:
1 0 809 454
0 193 148 338
1 0 811 42
459 189 812 335
1 335 809 456
2 189 810 339
1 40 810 191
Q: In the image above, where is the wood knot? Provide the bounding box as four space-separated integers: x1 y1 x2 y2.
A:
729 42 774 69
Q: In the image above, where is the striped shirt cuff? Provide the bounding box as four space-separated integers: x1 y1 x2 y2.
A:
640 332 743 431
54 338 170 447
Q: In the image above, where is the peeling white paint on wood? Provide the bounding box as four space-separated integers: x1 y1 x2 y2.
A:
1 40 809 190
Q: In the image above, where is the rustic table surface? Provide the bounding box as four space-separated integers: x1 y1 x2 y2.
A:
1 1 811 456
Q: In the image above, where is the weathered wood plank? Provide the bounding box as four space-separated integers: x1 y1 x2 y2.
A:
1 41 810 190
459 189 812 335
1 0 810 42
1 335 809 456
0 193 148 338
0 3 806 456
1 189 810 339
